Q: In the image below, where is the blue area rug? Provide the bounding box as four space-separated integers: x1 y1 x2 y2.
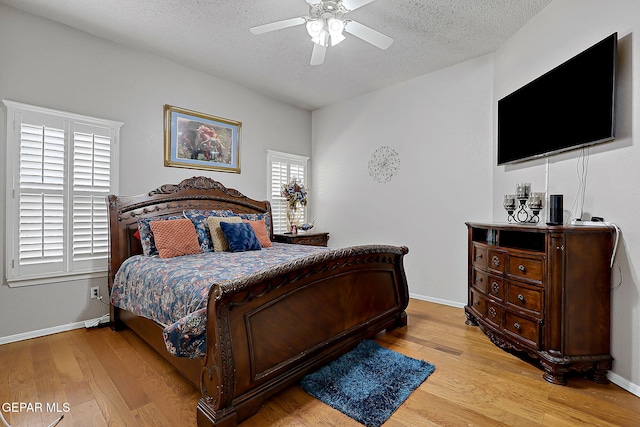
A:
300 340 435 427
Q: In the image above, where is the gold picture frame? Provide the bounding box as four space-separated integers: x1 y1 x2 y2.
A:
164 104 241 173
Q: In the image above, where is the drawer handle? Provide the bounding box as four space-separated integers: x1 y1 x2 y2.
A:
517 294 525 302
491 282 500 294
514 322 521 330
492 256 500 268
475 277 483 284
518 264 526 273
476 254 483 259
473 301 480 306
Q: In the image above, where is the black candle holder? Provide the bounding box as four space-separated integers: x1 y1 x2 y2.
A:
504 190 543 224
513 198 542 223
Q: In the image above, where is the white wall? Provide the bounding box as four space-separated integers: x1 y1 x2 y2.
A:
493 0 640 392
311 55 494 305
0 5 311 339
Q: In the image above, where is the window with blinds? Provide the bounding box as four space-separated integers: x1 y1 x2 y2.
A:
4 100 122 287
267 150 309 234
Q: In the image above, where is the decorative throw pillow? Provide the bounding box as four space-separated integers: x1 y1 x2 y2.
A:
242 219 273 248
219 222 262 253
138 214 184 256
238 213 272 237
206 216 242 251
183 209 236 252
149 219 201 258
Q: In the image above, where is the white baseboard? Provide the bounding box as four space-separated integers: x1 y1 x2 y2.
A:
0 315 110 345
608 372 640 398
409 292 466 308
408 293 640 399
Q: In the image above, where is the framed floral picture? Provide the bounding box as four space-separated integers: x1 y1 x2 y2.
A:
164 104 241 173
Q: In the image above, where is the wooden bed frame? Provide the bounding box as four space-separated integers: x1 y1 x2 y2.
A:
107 176 410 427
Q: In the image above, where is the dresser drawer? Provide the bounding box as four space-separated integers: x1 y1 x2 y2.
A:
273 232 329 247
469 288 486 318
472 269 488 294
508 255 544 284
288 235 327 246
506 283 543 315
472 244 488 269
505 312 540 349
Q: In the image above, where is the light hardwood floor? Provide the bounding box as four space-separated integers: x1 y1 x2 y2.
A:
1 299 639 426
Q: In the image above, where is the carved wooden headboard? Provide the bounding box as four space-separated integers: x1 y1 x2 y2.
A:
107 176 272 289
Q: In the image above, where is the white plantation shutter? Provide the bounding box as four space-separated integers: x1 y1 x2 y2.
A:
4 100 122 286
17 120 66 275
72 126 112 268
19 193 64 266
267 150 309 234
19 123 65 188
270 157 289 234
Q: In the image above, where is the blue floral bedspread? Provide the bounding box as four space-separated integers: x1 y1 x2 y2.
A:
111 243 327 358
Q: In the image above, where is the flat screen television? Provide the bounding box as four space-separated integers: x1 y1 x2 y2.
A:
497 33 617 165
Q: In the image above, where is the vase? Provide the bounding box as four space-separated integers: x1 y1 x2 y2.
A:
286 205 297 232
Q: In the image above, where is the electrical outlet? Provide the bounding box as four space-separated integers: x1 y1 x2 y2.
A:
90 286 100 299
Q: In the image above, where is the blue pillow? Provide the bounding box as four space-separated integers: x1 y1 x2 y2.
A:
219 222 262 252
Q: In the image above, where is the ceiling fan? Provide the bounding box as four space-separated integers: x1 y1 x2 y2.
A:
249 0 393 66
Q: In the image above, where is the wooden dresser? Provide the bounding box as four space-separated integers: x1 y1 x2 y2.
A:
465 222 614 385
273 231 330 247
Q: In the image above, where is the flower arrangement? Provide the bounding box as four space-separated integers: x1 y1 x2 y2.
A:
281 178 308 209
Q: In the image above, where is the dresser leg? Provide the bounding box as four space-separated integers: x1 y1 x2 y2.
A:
591 361 611 384
542 369 567 385
540 358 569 386
464 310 478 326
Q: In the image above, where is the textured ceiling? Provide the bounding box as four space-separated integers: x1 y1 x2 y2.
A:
1 0 551 110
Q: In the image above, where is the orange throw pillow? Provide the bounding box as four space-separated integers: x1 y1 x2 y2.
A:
242 219 273 248
149 218 201 258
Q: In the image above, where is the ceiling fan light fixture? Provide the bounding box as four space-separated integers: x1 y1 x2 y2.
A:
250 0 392 65
308 17 346 47
327 17 344 34
327 17 346 46
306 19 324 38
330 31 346 46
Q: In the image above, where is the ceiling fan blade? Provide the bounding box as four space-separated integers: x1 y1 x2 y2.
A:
310 43 327 65
342 0 376 11
250 17 306 35
305 0 322 4
344 20 393 49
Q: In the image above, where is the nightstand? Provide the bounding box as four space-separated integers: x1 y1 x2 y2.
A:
273 232 330 247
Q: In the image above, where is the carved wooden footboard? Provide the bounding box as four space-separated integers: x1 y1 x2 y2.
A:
197 244 409 426
107 177 410 427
